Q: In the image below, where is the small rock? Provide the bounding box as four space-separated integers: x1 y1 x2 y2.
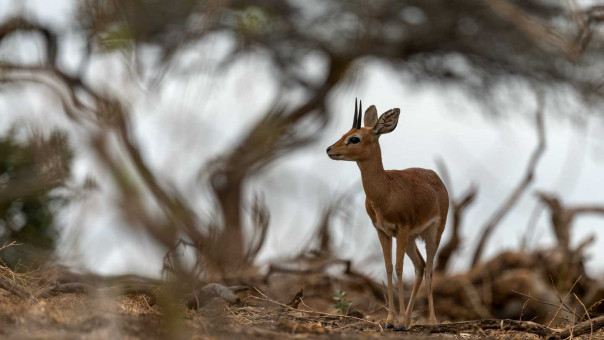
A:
346 309 365 319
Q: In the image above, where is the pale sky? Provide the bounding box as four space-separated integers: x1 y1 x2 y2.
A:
1 0 603 280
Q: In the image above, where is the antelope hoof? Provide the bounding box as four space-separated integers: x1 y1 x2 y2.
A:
385 323 394 329
394 325 406 332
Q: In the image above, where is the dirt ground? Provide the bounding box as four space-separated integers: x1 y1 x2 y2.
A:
1 250 603 339
1 288 602 340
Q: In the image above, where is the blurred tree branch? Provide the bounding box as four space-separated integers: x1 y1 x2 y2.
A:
535 191 604 253
208 55 350 268
435 158 478 273
0 129 72 268
0 17 210 276
2 0 604 277
244 193 270 264
472 91 546 267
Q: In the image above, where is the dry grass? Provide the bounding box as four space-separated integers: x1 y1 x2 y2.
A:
1 250 603 339
2 287 602 339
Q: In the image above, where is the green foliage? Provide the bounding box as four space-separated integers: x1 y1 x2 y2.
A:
0 129 72 270
236 6 272 35
333 290 351 315
76 0 198 55
99 24 134 52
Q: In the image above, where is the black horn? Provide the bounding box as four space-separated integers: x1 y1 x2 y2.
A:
357 100 363 129
352 98 358 129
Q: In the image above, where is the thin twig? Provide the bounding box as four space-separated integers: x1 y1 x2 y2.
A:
586 299 603 315
250 287 383 331
511 290 581 320
460 277 493 319
571 308 576 339
573 293 593 340
141 295 159 315
520 298 532 321
547 276 581 326
0 241 19 252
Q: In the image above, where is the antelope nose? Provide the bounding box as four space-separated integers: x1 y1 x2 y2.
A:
326 146 332 154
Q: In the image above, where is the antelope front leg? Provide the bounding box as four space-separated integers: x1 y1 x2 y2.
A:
395 229 409 329
376 230 394 327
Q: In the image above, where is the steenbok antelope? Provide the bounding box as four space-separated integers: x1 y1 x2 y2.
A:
326 99 449 329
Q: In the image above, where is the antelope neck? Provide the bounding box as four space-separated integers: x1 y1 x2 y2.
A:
356 144 390 201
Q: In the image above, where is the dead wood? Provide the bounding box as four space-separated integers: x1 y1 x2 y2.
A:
286 289 303 309
472 91 546 267
209 55 349 268
0 243 31 300
409 317 604 339
435 158 478 272
34 267 248 310
264 254 384 303
184 283 249 309
38 282 93 296
0 17 211 280
549 315 604 339
409 319 552 337
536 191 604 252
0 17 58 67
436 185 477 272
245 193 270 264
0 276 30 300
312 205 337 256
41 280 248 309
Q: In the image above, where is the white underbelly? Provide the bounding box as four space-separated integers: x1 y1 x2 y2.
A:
411 216 440 235
375 221 397 237
374 216 440 238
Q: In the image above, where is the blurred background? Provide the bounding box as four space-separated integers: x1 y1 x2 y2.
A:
1 0 604 283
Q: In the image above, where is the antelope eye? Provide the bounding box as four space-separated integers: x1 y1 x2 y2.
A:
349 137 361 144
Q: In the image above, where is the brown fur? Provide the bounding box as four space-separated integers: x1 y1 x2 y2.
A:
327 104 449 327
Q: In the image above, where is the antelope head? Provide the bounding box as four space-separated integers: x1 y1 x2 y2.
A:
326 98 400 162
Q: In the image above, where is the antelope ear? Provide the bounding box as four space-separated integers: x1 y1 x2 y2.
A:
373 108 400 135
364 105 378 127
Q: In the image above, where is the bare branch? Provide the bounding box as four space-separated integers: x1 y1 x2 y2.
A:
574 293 593 339
0 276 30 300
409 316 604 339
472 91 546 266
553 315 604 340
209 56 350 267
245 193 270 263
536 191 604 251
184 283 248 309
409 318 551 337
0 17 58 66
435 158 478 272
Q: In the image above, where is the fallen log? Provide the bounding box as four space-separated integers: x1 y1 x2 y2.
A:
549 315 604 340
406 317 604 339
184 284 249 309
0 276 30 300
35 270 247 310
409 319 551 337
